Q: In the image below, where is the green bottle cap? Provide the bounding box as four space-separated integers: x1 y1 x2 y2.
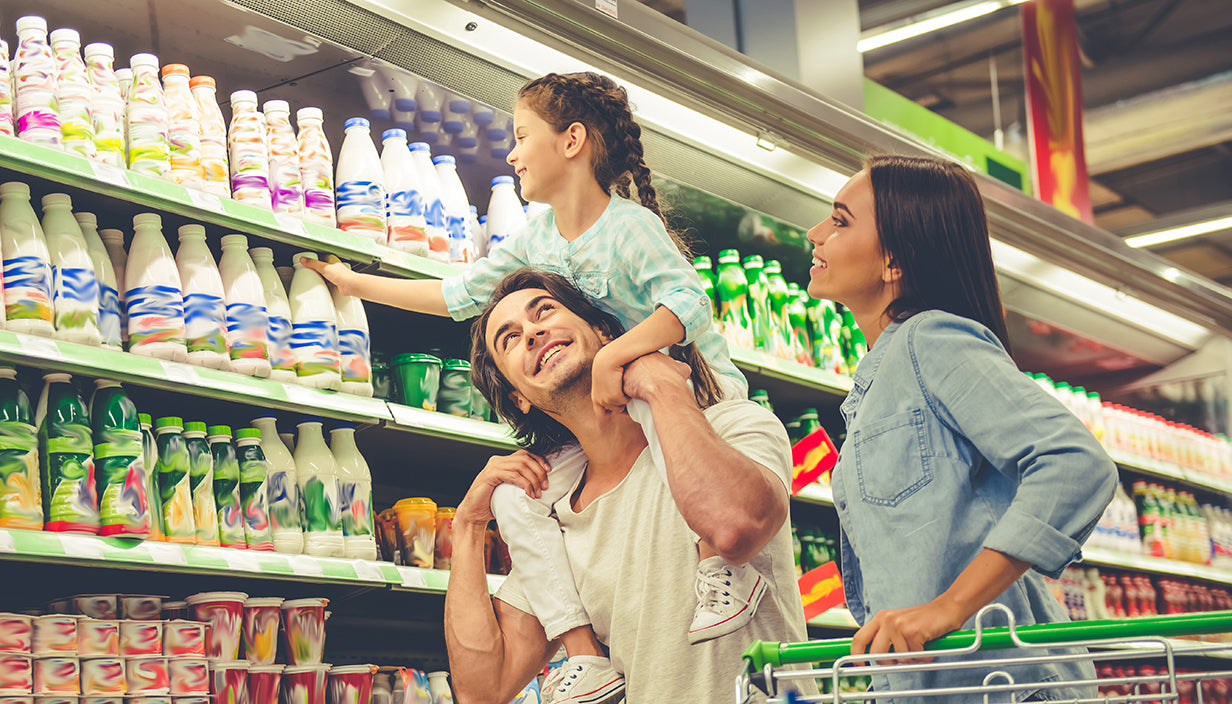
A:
207 425 232 437
801 408 819 420
155 416 183 430
235 428 261 439
764 260 782 274
787 282 801 292
693 255 712 268
750 389 769 401
138 413 152 425
184 421 208 434
1074 386 1086 394
1056 382 1072 391
1087 391 1100 400
443 359 471 371
742 254 764 268
393 353 442 366
718 249 741 263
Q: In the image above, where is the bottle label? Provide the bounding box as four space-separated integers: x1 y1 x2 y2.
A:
290 319 341 378
91 94 125 166
447 215 472 264
126 71 170 176
186 439 218 545
228 113 269 205
4 255 53 322
99 284 122 347
269 157 304 215
96 429 151 537
238 446 274 550
44 423 99 532
338 479 372 537
300 474 342 533
0 422 40 530
425 199 449 254
126 284 186 347
225 302 269 361
336 180 385 235
214 478 245 548
184 292 229 354
387 189 428 248
52 266 100 332
337 328 372 383
268 315 296 373
267 468 299 532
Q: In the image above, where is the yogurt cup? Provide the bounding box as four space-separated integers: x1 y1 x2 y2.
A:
171 698 208 704
0 615 32 654
119 623 162 657
326 666 375 704
78 659 123 695
80 698 122 704
240 599 282 666
280 665 328 704
68 599 115 622
159 606 187 623
207 661 247 704
75 623 117 659
32 658 78 694
167 660 207 695
124 658 167 695
118 598 163 623
246 665 282 704
129 698 171 704
279 600 327 666
0 653 31 693
32 618 78 656
161 624 204 659
32 698 74 704
0 698 32 704
183 595 246 662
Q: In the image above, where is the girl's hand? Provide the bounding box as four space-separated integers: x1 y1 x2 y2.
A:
591 345 631 416
299 255 356 295
849 598 965 664
455 450 551 528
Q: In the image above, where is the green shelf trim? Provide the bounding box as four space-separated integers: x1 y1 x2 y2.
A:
1111 449 1232 499
730 348 852 398
387 403 518 449
377 249 463 280
1082 546 1232 586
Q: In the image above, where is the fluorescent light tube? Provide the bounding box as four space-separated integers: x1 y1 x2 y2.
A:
859 0 1029 53
1125 216 1232 248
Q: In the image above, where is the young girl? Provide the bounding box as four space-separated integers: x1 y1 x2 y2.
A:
306 71 765 702
806 154 1118 702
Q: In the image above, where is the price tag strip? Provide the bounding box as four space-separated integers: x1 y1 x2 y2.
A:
185 188 225 214
90 162 131 189
17 333 65 362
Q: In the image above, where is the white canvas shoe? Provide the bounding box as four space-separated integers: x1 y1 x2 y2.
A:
541 655 625 704
688 556 769 644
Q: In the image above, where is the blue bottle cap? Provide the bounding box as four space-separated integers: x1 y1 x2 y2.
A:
479 215 488 224
492 175 514 187
344 117 370 131
331 420 356 431
419 110 442 122
432 155 456 166
448 99 471 113
409 142 431 153
297 415 323 424
382 128 407 141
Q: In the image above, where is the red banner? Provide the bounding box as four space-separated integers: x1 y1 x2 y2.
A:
791 426 838 495
799 561 845 620
1023 0 1094 223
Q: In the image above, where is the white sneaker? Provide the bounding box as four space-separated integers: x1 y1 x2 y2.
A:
541 655 625 704
688 556 769 644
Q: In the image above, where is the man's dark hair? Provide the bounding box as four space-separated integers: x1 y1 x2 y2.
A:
470 268 720 458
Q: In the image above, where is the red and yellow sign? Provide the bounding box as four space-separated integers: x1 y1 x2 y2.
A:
799 561 845 620
791 426 838 495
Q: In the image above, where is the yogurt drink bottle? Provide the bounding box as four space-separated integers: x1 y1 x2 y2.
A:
13 15 61 148
175 224 231 370
295 107 335 227
0 181 53 335
183 420 220 547
0 367 41 530
91 379 150 538
716 249 753 350
413 83 443 144
154 416 196 544
408 143 449 261
98 228 128 346
251 415 302 554
40 193 102 347
162 64 204 190
228 90 271 207
330 422 377 560
383 67 418 113
125 53 171 179
453 122 481 165
74 212 123 350
264 100 303 215
124 213 187 362
294 417 344 557
442 93 470 135
138 412 163 540
236 428 275 551
49 28 95 160
335 117 386 242
190 76 231 199
742 254 773 353
0 39 14 137
356 68 391 120
331 264 373 397
433 156 473 264
37 372 98 534
83 42 124 167
380 129 429 256
218 234 271 378
250 247 297 384
484 176 526 257
763 259 793 360
115 68 133 105
288 252 341 390
208 425 245 548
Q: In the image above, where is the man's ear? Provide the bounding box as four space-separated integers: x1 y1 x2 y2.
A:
563 121 588 159
509 389 533 415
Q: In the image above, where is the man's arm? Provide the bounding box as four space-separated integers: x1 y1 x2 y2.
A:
623 353 788 564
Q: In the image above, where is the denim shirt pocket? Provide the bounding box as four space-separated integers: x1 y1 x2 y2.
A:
573 271 609 300
853 408 932 507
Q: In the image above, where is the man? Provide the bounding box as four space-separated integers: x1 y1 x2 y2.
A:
443 269 811 704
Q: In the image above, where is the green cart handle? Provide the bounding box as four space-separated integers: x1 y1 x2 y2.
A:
743 610 1232 673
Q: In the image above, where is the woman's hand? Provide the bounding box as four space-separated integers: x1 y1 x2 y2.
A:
849 598 966 664
590 344 631 417
299 255 357 295
455 450 551 527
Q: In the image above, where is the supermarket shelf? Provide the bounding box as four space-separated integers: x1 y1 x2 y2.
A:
793 483 835 507
1110 449 1232 499
732 348 852 411
1090 637 1232 661
808 607 858 630
385 403 517 450
1082 547 1232 586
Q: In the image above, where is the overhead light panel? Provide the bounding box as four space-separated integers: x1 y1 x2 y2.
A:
858 0 1029 53
1125 216 1232 248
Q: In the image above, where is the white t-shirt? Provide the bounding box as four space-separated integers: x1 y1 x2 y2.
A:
496 400 813 703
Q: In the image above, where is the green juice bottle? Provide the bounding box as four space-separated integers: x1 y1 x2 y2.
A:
742 254 773 352
785 284 814 366
208 425 245 548
840 307 867 373
820 300 844 374
763 260 793 359
236 428 275 551
138 413 163 540
692 255 717 320
184 421 219 547
716 249 753 350
91 380 149 538
153 417 196 543
0 367 40 530
37 373 98 534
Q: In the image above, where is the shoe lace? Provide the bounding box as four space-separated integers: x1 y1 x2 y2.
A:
695 566 742 613
551 662 586 697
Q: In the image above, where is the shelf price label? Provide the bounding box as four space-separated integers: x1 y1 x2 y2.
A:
146 541 188 565
352 559 385 582
288 554 325 577
90 162 131 189
398 567 429 590
185 188 224 214
160 361 203 387
60 534 106 560
18 334 64 361
224 550 262 572
0 530 14 554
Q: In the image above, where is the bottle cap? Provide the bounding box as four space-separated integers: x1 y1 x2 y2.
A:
443 359 471 371
189 75 215 90
48 28 80 46
221 234 249 248
0 367 15 380
115 68 133 82
130 53 160 69
73 212 97 228
764 259 782 273
230 89 258 105
42 372 71 384
742 254 764 267
392 353 441 367
161 63 190 78
263 99 289 114
236 428 261 440
40 194 73 212
693 255 712 267
296 106 323 122
155 416 184 430
718 249 741 264
249 247 273 263
491 175 514 187
478 215 487 224
294 251 318 266
344 117 370 131
184 421 208 434
138 413 152 425
331 421 355 430
382 128 407 141
297 415 323 425
207 425 232 437
0 182 30 197
16 16 48 34
133 213 162 229
178 224 207 240
432 155 456 166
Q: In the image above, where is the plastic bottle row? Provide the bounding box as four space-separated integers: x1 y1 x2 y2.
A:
1050 565 1232 627
0 369 377 561
1088 479 1232 567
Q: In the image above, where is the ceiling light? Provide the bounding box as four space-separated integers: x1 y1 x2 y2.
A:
756 130 778 152
858 0 1029 53
1124 216 1232 248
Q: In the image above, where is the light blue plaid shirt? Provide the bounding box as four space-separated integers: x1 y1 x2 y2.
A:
442 196 746 393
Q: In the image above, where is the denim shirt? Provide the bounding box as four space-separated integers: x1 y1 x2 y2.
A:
831 310 1117 702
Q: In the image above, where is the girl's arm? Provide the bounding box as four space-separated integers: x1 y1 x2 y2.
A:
300 257 449 316
591 306 685 413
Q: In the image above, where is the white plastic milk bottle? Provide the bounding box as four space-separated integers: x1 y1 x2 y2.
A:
115 69 132 104
83 43 124 167
409 143 449 261
49 28 95 160
162 64 204 190
73 212 122 350
485 175 527 257
126 53 171 178
331 264 373 398
40 194 102 346
335 117 386 242
0 182 52 335
228 90 270 207
453 122 481 165
295 107 335 227
175 224 230 370
218 234 271 378
190 76 230 199
294 416 344 558
251 414 302 554
264 100 303 215
13 16 61 148
0 39 14 137
250 247 297 384
124 212 187 361
413 82 443 144
288 252 342 390
380 129 428 256
329 422 377 560
433 156 474 264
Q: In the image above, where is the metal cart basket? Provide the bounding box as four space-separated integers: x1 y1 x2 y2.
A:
738 605 1232 703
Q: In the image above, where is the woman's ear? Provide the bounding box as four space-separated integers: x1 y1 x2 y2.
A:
883 257 903 285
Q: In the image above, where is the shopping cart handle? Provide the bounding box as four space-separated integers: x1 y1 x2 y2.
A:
743 610 1232 672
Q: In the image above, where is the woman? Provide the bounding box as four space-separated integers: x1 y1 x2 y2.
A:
808 154 1118 702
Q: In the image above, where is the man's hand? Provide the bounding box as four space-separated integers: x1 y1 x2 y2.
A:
299 255 357 295
591 344 631 417
849 598 965 664
455 450 552 527
622 351 692 404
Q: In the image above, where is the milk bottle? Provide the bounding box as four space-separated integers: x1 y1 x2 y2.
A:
288 252 341 390
380 129 429 256
73 212 122 350
433 156 473 264
251 414 301 554
40 193 102 346
236 428 275 551
335 117 386 242
0 181 53 335
125 213 187 362
264 100 303 215
190 76 231 199
98 228 128 346
218 234 271 378
472 103 496 132
228 90 271 207
183 420 219 547
295 107 335 227
83 43 124 167
91 379 149 539
115 69 133 105
162 64 204 189
357 69 391 121
175 224 230 370
37 372 98 534
409 143 449 260
208 425 245 548
443 93 470 135
153 416 196 544
331 264 373 397
49 29 94 160
125 53 170 179
484 175 526 257
329 422 377 560
0 39 14 137
414 83 443 144
13 16 61 148
250 248 296 384
294 417 344 557
383 67 418 114
138 413 163 540
0 367 40 530
453 122 481 164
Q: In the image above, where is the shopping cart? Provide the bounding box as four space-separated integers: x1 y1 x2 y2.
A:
738 604 1232 703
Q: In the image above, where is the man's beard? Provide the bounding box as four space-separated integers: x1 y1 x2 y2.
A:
533 358 594 415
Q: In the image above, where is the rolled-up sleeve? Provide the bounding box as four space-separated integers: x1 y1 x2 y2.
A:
441 231 531 321
618 214 713 345
910 315 1118 577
